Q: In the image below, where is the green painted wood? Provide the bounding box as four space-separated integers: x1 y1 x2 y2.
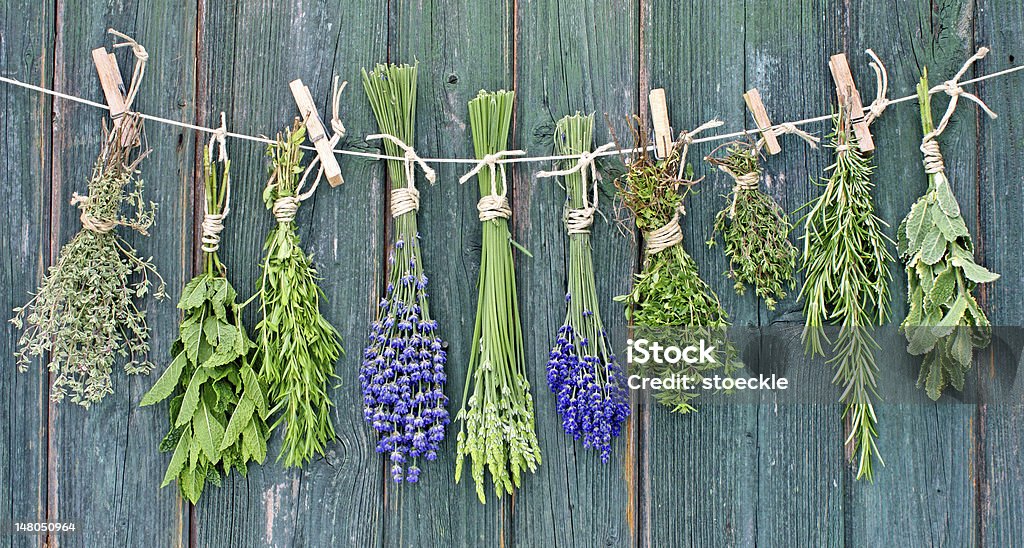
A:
387 1 514 545
45 4 196 546
977 2 1024 545
193 1 387 546
510 0 639 546
0 3 53 547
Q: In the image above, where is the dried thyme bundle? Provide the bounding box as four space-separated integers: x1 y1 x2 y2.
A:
454 90 541 504
12 114 165 407
614 121 742 413
799 110 893 481
141 127 269 503
706 142 798 310
898 65 998 400
539 113 629 462
361 63 449 484
257 121 344 468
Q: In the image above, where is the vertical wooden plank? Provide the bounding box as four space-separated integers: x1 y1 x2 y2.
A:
976 2 1024 545
386 1 514 546
743 1 846 544
194 0 386 546
847 0 977 545
642 1 757 546
0 2 53 547
45 2 197 547
510 0 639 546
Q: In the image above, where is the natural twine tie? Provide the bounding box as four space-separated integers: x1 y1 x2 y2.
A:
645 209 685 256
366 133 435 218
460 150 526 221
71 194 116 234
863 49 890 126
537 142 616 235
201 113 230 253
764 122 820 150
921 47 998 175
673 119 724 180
720 165 761 218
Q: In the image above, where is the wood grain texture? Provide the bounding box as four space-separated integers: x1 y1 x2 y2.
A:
387 1 514 545
511 0 639 546
193 1 387 546
0 2 53 547
45 2 196 546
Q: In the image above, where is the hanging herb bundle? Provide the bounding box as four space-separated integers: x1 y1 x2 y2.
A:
454 89 541 504
614 121 741 413
140 127 269 503
257 121 344 468
898 67 998 400
360 63 449 484
539 113 629 462
706 142 798 310
12 112 165 407
799 110 893 481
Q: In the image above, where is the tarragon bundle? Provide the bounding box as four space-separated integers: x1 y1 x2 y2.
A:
12 118 165 407
614 123 741 413
799 111 893 480
140 132 269 503
898 69 998 400
257 122 343 468
455 90 541 504
544 113 629 462
707 142 797 310
361 63 449 484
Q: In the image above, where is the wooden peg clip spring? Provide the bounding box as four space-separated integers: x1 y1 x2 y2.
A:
649 88 673 159
742 88 781 155
289 79 343 187
828 53 875 152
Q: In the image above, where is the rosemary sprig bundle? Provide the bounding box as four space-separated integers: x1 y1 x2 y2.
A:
898 69 998 400
799 110 893 481
455 90 541 504
706 142 797 310
141 132 269 503
544 113 629 462
257 122 343 468
11 119 165 407
614 122 741 413
361 63 449 484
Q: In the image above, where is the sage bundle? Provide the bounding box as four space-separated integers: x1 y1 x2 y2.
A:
11 35 164 407
799 110 893 480
614 121 741 413
537 113 629 462
706 142 798 310
898 61 998 400
140 125 269 503
257 121 344 468
454 90 541 504
360 63 449 484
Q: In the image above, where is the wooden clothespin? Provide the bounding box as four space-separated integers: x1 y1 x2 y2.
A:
649 88 673 158
289 79 343 187
91 46 136 144
742 88 781 155
828 53 875 152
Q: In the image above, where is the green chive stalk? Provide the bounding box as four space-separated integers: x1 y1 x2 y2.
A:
455 89 541 504
799 110 893 481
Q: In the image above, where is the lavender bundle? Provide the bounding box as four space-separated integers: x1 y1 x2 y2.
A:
455 90 541 503
360 63 449 484
541 114 629 462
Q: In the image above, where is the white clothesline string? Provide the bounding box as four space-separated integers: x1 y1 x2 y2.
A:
2 59 1022 167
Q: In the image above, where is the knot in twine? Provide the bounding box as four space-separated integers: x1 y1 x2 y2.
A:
106 29 148 115
767 122 820 149
459 150 526 222
925 47 998 141
366 133 435 218
71 193 116 234
863 49 890 126
273 196 299 224
674 119 724 180
645 211 684 256
201 114 230 253
719 165 760 218
537 142 616 235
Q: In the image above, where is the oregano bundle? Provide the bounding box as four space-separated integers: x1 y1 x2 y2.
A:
12 117 165 407
257 122 344 468
898 68 998 400
706 142 797 310
141 132 269 503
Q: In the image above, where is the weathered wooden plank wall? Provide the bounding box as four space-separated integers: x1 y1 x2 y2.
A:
2 1 1022 547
